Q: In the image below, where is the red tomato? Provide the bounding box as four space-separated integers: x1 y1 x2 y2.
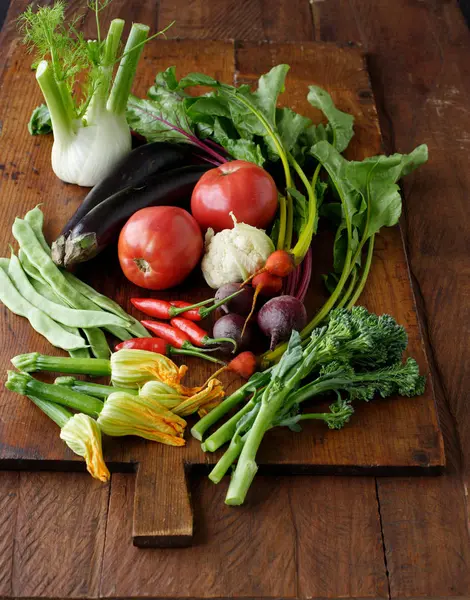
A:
118 207 203 290
190 160 278 232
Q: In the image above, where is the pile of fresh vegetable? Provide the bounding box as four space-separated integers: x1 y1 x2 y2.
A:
0 0 432 504
7 348 225 478
0 206 147 358
194 307 425 504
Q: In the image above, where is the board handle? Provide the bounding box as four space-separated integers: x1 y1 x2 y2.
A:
132 444 193 548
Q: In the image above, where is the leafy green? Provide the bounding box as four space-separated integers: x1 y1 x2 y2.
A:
211 118 265 165
307 86 354 152
309 141 428 309
126 95 194 143
28 103 52 135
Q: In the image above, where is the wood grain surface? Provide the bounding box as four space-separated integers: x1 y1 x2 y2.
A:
0 0 469 597
0 33 445 546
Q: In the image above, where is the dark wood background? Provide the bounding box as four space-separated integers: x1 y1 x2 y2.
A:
0 0 469 598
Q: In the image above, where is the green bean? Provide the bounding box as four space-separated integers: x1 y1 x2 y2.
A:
24 206 50 253
16 217 98 357
13 219 131 325
62 272 150 338
18 249 45 283
69 347 91 358
23 207 147 339
13 219 112 357
0 267 88 351
8 253 135 329
82 327 110 359
28 270 90 358
28 265 107 356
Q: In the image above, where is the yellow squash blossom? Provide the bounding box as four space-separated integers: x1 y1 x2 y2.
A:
60 413 110 482
97 391 187 446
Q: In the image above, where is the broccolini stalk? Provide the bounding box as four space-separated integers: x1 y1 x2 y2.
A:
19 2 172 186
26 395 109 482
198 306 408 449
209 395 354 483
97 391 186 446
222 307 422 505
190 369 272 441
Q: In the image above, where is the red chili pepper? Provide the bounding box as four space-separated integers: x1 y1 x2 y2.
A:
116 337 169 353
169 301 203 322
170 317 237 352
115 337 226 365
131 298 173 319
140 321 191 349
131 288 244 322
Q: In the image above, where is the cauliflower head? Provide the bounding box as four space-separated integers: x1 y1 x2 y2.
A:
201 216 275 289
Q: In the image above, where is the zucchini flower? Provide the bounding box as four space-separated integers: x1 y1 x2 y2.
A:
110 349 196 391
60 413 110 482
140 378 225 417
14 391 110 483
97 391 187 446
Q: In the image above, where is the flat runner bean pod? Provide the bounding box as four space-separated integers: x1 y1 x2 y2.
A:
62 272 150 338
12 218 131 328
28 270 90 358
27 257 128 347
13 219 123 357
24 206 50 253
22 207 147 339
18 249 44 283
8 253 134 329
0 267 88 351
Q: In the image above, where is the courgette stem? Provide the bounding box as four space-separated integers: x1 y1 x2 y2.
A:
28 395 71 428
11 352 111 376
6 371 103 417
54 376 136 399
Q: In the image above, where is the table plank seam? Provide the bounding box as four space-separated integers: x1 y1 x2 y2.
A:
97 479 113 600
287 485 300 598
7 473 21 600
375 479 391 600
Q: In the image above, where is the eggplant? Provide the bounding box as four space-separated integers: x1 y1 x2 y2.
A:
62 165 210 269
52 142 191 265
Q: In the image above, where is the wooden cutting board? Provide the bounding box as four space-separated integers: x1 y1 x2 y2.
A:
0 38 445 547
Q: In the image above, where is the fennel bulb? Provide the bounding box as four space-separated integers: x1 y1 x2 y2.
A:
49 106 131 187
20 2 171 187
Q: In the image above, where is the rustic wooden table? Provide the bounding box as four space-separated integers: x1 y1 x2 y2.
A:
0 0 469 598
